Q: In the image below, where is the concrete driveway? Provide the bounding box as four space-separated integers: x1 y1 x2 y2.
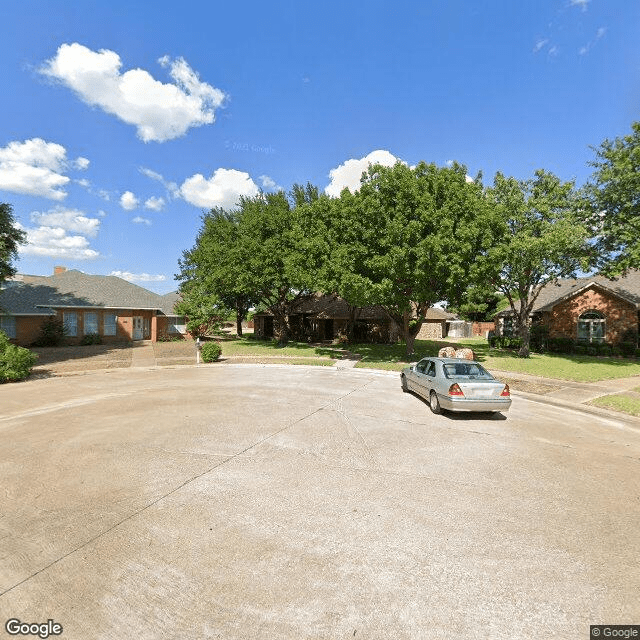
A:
0 365 638 639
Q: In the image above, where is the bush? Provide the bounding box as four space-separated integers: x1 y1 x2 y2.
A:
489 335 522 350
612 346 623 357
586 346 597 356
635 348 640 359
31 316 66 347
200 341 222 362
547 337 574 354
574 345 587 355
530 324 549 353
0 330 38 382
597 343 613 357
80 333 103 345
619 341 636 357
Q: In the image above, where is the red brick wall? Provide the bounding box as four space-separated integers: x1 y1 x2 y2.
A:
548 289 637 344
14 316 49 346
472 321 495 337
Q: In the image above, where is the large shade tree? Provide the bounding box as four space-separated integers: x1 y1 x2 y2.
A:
323 161 498 356
583 121 640 275
481 170 591 358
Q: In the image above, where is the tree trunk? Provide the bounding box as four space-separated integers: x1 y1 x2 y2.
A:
236 315 243 337
517 312 531 358
345 305 361 342
272 309 290 345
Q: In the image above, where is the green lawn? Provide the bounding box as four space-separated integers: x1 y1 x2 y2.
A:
589 393 640 417
215 337 344 360
353 337 640 383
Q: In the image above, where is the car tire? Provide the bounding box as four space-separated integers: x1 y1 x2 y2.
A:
429 391 442 414
401 375 408 392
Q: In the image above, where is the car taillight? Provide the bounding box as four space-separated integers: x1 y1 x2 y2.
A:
448 383 464 396
500 384 510 397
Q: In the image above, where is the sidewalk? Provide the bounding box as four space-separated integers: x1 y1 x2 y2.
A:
491 368 640 426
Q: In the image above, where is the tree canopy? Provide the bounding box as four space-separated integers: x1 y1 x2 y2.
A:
480 170 590 357
0 203 26 284
583 121 640 276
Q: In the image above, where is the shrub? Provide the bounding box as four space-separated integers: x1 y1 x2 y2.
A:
31 316 66 347
200 341 222 362
597 343 612 357
0 330 38 382
547 337 574 354
574 345 587 355
586 346 597 356
619 341 636 357
612 346 623 357
530 324 549 353
635 348 640 359
80 333 103 345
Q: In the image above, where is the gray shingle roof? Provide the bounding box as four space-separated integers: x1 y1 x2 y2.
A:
1 270 179 316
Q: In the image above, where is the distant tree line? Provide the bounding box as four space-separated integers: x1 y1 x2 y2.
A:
177 121 640 358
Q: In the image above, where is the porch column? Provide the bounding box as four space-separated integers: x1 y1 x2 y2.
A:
151 313 158 342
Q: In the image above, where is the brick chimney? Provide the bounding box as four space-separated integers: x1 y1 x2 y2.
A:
54 266 67 275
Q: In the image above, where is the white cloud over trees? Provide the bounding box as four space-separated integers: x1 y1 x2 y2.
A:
179 168 259 208
325 150 400 197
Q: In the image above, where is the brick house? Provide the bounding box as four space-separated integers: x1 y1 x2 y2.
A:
496 272 640 344
0 267 185 346
253 293 462 342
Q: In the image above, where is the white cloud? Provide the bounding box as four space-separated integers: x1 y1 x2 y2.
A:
19 224 99 259
40 43 227 142
579 27 606 55
0 138 87 200
180 168 259 208
110 270 166 282
132 216 152 225
570 0 589 10
30 206 101 237
533 38 549 53
258 175 282 191
140 167 180 197
120 191 139 210
325 150 400 197
98 189 111 201
144 196 165 211
72 157 90 170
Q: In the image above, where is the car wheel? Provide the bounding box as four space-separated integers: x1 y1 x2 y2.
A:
401 375 408 392
429 391 442 414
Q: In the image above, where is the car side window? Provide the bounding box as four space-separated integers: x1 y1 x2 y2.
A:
426 361 436 377
416 360 427 374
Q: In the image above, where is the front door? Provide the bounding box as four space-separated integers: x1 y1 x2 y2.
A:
133 316 144 340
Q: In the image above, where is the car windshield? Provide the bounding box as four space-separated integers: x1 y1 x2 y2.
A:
442 362 493 380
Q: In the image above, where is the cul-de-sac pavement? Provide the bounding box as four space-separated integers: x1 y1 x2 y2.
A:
0 364 639 639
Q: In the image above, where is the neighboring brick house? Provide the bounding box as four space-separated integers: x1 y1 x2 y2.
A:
0 267 185 346
496 272 640 344
253 293 461 342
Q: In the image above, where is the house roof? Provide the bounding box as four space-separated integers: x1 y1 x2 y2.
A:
0 270 179 316
497 271 640 316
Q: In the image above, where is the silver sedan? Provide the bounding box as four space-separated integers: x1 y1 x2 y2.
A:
401 357 511 414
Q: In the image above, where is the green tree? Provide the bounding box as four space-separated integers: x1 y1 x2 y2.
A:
0 203 26 284
178 185 324 345
327 161 496 356
178 208 253 336
482 170 590 358
174 282 227 337
583 121 640 275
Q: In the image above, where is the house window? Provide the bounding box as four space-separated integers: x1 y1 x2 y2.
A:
104 313 117 336
64 312 77 337
84 312 98 335
0 316 16 339
166 316 186 334
502 316 514 336
577 311 606 343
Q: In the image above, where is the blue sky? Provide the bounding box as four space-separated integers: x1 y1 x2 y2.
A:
1 0 638 293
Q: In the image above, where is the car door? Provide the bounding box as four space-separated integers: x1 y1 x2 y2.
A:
423 360 437 398
412 359 432 399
